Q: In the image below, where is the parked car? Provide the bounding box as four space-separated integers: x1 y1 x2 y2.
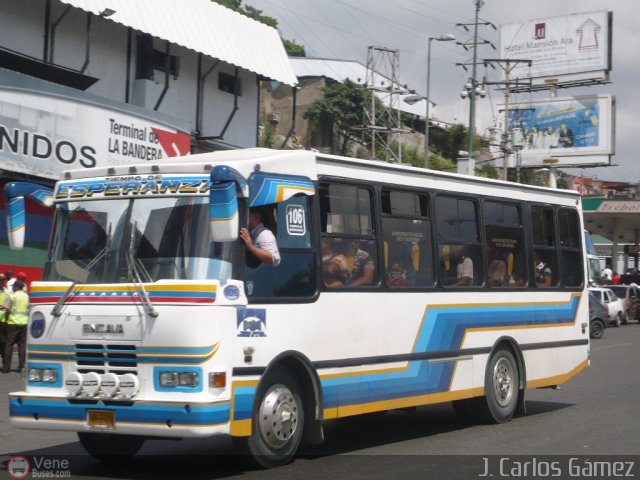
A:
588 290 608 339
588 287 624 327
608 285 640 324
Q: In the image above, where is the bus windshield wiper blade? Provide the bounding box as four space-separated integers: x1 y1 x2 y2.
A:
51 223 113 318
51 282 76 317
127 221 158 318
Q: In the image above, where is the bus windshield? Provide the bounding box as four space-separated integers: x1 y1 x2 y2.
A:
44 196 236 283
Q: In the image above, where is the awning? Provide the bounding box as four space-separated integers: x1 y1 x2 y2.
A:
59 0 298 87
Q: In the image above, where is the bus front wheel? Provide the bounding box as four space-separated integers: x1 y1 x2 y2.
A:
77 432 145 460
238 367 305 468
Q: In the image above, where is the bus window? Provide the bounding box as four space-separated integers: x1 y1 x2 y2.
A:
559 208 584 288
319 182 378 288
381 189 434 288
532 206 558 288
243 195 316 299
436 196 482 286
484 201 527 288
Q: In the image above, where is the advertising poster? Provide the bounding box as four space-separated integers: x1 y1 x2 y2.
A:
0 87 191 180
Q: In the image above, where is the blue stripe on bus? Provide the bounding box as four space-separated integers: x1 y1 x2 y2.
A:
320 296 581 408
9 397 230 426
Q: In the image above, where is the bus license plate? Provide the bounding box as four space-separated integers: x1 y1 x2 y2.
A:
87 410 115 429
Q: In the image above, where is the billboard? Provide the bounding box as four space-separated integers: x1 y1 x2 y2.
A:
499 11 612 86
505 94 614 168
0 87 191 180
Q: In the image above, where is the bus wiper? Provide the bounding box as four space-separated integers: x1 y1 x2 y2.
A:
51 282 76 317
127 221 158 318
52 223 113 318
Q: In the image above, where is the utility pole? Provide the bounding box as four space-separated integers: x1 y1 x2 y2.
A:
483 58 531 180
456 0 495 165
353 46 410 162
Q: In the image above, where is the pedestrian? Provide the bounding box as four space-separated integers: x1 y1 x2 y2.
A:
4 270 14 289
0 273 6 370
2 279 29 374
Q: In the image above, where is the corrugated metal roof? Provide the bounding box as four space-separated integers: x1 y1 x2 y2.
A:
290 57 428 117
59 0 298 86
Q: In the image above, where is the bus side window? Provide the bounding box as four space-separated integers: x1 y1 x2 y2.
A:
319 181 378 288
531 206 558 288
243 196 316 299
381 189 434 288
483 200 527 288
436 195 482 287
558 208 584 288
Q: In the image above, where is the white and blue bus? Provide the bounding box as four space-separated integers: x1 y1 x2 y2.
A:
7 149 589 467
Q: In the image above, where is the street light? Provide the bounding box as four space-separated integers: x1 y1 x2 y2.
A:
404 34 455 168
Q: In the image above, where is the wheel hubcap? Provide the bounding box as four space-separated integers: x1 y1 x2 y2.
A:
258 385 299 449
493 357 514 407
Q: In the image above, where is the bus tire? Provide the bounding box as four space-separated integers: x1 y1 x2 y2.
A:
241 367 304 468
77 432 145 460
478 347 520 424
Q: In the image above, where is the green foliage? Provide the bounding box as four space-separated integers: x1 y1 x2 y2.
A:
259 124 275 148
283 39 306 57
475 163 499 179
304 80 370 155
428 153 457 172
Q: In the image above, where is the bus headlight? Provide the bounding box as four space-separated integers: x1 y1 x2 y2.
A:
27 367 58 383
158 370 199 387
178 372 199 387
42 369 58 383
159 372 178 387
28 368 43 382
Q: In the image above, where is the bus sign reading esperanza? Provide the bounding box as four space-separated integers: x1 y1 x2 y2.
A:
54 175 212 199
8 149 589 468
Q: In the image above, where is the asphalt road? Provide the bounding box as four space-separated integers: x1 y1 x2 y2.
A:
1 323 639 479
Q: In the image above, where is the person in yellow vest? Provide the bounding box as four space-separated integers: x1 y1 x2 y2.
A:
0 273 7 370
2 280 29 374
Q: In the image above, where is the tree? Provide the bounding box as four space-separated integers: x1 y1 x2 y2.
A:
213 0 306 57
303 80 371 156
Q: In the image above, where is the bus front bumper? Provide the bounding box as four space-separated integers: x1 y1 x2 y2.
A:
9 391 232 438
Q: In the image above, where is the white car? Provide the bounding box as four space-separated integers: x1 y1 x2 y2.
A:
588 287 624 327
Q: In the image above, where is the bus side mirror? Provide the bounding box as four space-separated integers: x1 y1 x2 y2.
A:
5 195 26 250
3 182 54 251
209 182 239 242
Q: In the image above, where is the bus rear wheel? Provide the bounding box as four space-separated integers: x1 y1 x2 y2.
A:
237 367 304 468
482 347 519 423
77 432 145 460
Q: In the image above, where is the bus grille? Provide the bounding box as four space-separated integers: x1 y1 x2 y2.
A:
74 344 138 374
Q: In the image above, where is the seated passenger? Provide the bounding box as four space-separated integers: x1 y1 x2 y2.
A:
387 261 409 286
534 253 552 286
321 238 348 287
451 245 473 287
487 247 508 287
345 240 375 287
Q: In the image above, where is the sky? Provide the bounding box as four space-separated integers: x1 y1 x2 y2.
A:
247 0 640 183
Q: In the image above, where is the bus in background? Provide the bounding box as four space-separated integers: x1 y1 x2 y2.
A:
7 149 589 467
584 230 601 285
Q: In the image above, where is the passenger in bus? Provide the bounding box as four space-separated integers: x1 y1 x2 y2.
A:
487 246 508 287
240 208 281 267
321 238 348 286
345 240 375 287
534 253 552 286
386 261 409 286
451 246 473 287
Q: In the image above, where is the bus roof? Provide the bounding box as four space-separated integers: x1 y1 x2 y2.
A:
60 148 580 203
